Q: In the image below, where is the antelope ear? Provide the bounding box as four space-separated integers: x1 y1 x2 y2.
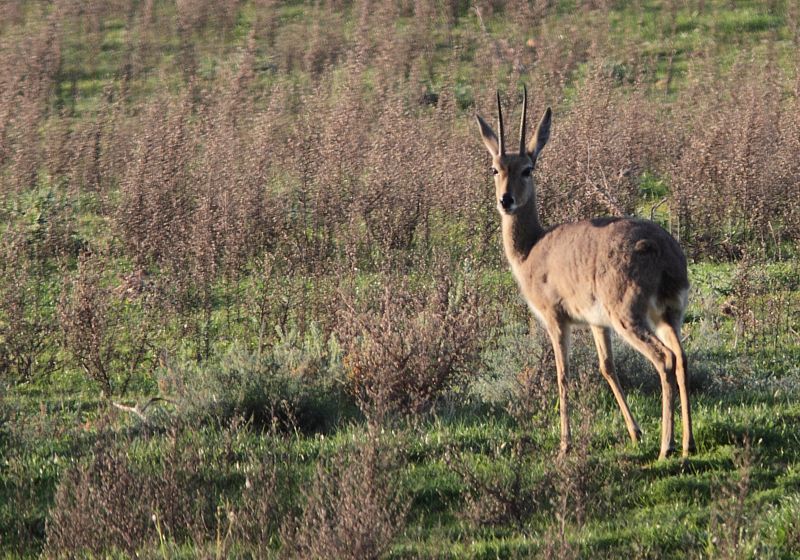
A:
527 107 552 160
476 114 500 157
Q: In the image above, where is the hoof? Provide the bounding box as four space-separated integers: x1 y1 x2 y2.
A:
658 447 676 460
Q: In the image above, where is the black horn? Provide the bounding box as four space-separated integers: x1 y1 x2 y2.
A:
519 85 527 155
496 90 505 156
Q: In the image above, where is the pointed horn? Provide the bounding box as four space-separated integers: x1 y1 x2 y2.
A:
519 85 527 155
496 90 505 155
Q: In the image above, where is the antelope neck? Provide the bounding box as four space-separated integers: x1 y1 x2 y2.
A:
501 195 544 264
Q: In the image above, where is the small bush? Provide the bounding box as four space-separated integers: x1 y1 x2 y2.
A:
231 446 298 556
446 438 556 529
45 427 211 557
706 439 757 560
280 427 410 560
338 271 481 420
476 316 554 407
670 58 800 258
0 233 59 383
58 252 153 397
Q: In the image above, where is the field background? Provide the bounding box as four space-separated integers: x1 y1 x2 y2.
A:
1 0 799 558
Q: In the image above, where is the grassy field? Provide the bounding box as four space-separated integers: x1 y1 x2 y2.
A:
1 0 799 558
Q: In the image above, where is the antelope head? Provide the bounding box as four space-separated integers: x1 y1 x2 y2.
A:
476 86 552 215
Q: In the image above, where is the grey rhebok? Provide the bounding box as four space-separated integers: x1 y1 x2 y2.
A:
476 87 695 459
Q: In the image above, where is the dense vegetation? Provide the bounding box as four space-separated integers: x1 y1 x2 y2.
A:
1 0 799 557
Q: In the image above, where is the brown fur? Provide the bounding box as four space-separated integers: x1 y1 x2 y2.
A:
477 88 695 459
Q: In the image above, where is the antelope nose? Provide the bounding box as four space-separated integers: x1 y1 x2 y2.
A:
500 193 514 210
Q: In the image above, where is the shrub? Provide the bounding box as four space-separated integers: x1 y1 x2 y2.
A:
446 437 556 530
58 252 153 397
475 315 553 406
45 428 209 557
231 445 298 556
670 58 800 258
45 420 300 559
171 327 348 433
0 233 59 383
280 427 410 560
706 439 757 559
338 271 481 420
115 94 195 270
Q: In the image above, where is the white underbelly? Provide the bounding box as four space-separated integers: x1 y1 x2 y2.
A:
526 299 613 328
578 301 613 327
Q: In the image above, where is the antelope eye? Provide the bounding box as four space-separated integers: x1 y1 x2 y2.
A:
490 167 499 176
521 167 532 177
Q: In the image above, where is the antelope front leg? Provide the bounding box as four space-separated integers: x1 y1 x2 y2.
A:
546 323 572 455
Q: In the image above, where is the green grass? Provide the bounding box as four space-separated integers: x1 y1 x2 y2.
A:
3 389 800 557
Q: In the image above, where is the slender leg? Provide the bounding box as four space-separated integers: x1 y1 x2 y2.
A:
590 325 642 444
657 320 695 457
612 319 677 459
546 322 572 455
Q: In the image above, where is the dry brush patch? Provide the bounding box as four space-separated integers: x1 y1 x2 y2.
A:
45 420 298 559
670 59 800 258
45 429 210 557
0 232 59 383
706 438 758 559
58 252 154 397
448 345 608 553
115 93 196 271
538 67 672 223
338 271 482 421
280 427 410 560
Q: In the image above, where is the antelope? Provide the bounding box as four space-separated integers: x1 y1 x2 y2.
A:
476 87 695 459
